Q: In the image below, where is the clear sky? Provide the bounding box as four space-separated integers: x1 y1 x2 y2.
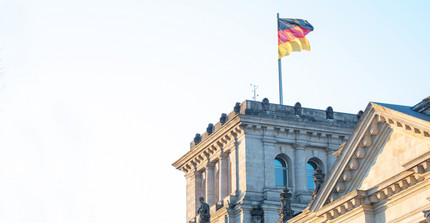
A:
0 0 429 222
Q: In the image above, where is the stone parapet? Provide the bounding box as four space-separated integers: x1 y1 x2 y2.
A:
242 100 358 128
189 99 359 150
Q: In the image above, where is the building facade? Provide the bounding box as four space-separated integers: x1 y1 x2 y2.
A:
290 97 430 223
172 99 359 223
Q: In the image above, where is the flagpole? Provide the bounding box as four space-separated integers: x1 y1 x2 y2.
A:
277 13 284 105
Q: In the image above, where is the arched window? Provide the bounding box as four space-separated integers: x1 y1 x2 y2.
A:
275 157 288 187
307 158 323 190
306 162 317 190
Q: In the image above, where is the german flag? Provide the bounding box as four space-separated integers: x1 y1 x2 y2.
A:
278 18 314 59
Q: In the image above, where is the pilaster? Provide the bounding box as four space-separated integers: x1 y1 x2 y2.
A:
294 143 312 203
186 170 203 222
263 139 276 189
220 153 229 201
206 163 215 206
294 143 307 193
234 139 241 195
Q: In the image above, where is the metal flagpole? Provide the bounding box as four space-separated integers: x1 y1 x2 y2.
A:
277 13 283 105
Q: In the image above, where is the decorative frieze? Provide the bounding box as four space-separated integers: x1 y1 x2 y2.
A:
362 134 372 147
355 146 365 158
369 121 379 135
335 183 345 193
342 171 352 182
376 113 430 138
349 159 358 170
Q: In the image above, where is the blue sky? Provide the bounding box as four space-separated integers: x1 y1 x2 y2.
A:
0 0 429 222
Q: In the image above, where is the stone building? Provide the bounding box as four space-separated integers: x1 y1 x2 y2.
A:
290 97 430 223
172 99 359 223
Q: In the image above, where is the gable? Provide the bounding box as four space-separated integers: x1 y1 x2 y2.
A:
309 102 430 211
358 129 430 191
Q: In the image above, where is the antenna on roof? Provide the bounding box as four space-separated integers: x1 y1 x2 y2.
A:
250 84 259 101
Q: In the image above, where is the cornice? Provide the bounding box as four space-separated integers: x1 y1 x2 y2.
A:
239 115 355 136
371 102 430 136
172 116 244 173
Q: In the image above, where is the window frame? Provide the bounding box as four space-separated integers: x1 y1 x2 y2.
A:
274 156 289 187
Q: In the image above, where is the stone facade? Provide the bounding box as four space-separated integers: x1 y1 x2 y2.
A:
290 97 430 223
172 99 358 223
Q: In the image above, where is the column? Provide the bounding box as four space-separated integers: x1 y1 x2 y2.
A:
206 163 215 206
185 170 202 222
195 171 203 205
219 154 229 201
240 207 253 223
234 140 240 195
294 143 307 193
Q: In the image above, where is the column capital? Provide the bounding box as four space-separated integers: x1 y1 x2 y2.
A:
327 144 340 152
263 137 277 145
185 169 202 179
294 142 306 149
234 140 241 147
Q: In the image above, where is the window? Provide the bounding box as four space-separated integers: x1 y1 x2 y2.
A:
307 158 321 190
306 163 316 190
275 157 288 187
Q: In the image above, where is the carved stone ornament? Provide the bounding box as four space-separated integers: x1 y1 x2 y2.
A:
423 210 430 222
294 102 302 115
206 123 214 135
326 106 334 119
226 199 237 210
194 133 202 144
215 201 224 211
312 168 325 197
220 113 228 124
262 98 270 111
197 197 210 223
357 110 364 120
234 102 241 114
251 205 264 223
277 187 294 223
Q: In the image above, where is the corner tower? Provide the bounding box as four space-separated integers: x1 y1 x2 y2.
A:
173 99 359 223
